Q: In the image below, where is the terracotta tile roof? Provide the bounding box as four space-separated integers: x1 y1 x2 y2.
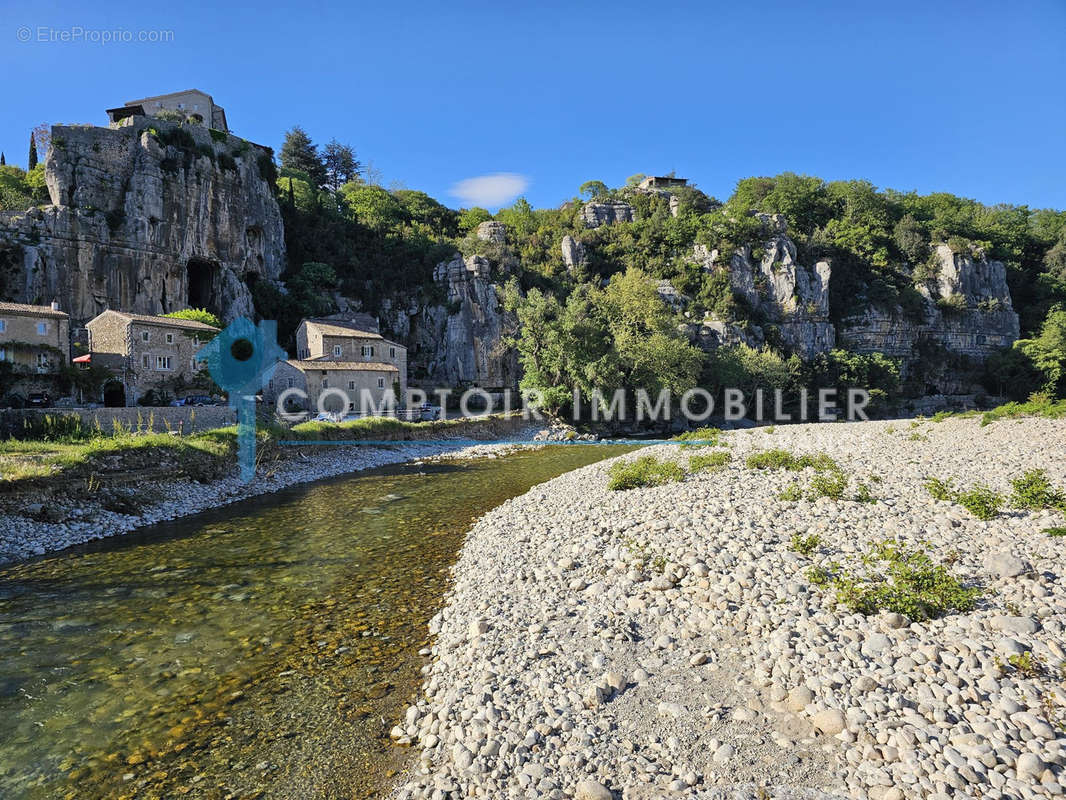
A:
285 360 399 372
0 301 69 319
88 309 219 331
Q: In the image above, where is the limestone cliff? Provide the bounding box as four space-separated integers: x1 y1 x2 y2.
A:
0 119 284 322
384 253 516 390
688 215 835 359
840 244 1020 392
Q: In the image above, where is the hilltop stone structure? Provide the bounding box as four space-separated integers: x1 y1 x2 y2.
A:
0 117 284 325
107 89 229 131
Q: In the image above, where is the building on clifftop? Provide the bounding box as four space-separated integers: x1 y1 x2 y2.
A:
107 89 228 131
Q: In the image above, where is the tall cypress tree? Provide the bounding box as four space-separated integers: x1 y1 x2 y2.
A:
28 133 38 169
0 152 5 166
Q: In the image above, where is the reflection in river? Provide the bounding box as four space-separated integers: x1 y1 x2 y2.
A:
0 445 631 799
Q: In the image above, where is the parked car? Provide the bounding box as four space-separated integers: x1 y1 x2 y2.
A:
26 393 51 408
172 395 218 407
419 403 442 421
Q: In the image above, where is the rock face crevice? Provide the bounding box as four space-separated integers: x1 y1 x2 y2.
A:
384 253 516 390
0 120 285 322
840 244 1021 390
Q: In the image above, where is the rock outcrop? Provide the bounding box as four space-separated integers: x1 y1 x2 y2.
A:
694 217 835 359
0 119 284 322
840 244 1020 392
560 235 586 269
394 253 515 389
582 201 635 228
475 221 507 243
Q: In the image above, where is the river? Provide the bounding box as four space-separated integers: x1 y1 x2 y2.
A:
0 444 630 799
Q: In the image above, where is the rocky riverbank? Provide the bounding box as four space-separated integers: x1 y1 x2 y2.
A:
0 428 538 565
392 416 1066 799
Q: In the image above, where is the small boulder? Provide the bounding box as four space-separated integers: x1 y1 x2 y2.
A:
812 708 846 735
574 779 613 800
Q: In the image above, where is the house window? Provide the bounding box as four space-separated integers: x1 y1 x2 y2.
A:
348 380 356 390
166 333 174 344
361 345 375 357
377 377 385 389
322 378 329 388
142 354 151 369
333 345 342 357
37 322 48 335
36 353 49 369
0 320 6 332
156 356 172 370
142 331 150 342
268 380 274 390
287 377 295 388
389 346 396 358
0 347 6 361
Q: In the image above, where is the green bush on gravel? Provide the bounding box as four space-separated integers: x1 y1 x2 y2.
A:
688 451 731 472
1010 469 1066 511
808 540 982 622
745 449 840 472
607 456 685 491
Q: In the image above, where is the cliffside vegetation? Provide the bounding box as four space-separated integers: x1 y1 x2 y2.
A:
248 128 1066 410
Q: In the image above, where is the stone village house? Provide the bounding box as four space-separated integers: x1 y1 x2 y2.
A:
85 310 219 406
0 301 71 373
263 318 408 414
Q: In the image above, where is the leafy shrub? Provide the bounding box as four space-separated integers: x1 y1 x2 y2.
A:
980 393 1066 426
956 485 1003 520
924 476 955 501
1010 469 1066 511
816 540 981 622
745 449 840 472
809 471 848 500
607 456 685 491
790 532 820 557
689 451 731 472
779 483 804 501
854 482 877 503
209 128 228 143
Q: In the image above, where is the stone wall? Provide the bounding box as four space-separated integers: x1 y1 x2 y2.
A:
0 119 285 324
0 405 235 437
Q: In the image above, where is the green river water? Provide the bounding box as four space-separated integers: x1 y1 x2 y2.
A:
0 444 630 800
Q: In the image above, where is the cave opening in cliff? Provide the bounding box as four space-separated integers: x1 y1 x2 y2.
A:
186 258 219 315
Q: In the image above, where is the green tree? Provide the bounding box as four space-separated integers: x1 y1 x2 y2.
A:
164 308 223 328
458 207 493 233
626 173 647 187
579 180 609 200
1016 306 1066 396
280 126 326 188
322 139 361 192
28 133 37 170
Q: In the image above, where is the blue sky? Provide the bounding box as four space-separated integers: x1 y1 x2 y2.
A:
2 0 1064 210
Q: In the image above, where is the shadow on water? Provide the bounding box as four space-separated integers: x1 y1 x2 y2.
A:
0 444 632 799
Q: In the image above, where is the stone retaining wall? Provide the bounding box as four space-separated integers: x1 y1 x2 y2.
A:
0 406 236 437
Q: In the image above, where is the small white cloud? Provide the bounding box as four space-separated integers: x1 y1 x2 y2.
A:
450 172 529 208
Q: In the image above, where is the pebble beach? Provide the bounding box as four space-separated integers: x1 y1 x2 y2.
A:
393 416 1066 799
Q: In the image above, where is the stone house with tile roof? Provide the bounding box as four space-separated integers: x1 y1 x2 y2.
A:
294 318 407 398
0 301 70 373
85 310 219 406
264 360 400 415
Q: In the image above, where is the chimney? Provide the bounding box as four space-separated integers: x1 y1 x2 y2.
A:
50 300 60 312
